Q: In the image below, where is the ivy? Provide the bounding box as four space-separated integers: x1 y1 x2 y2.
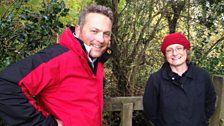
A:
0 0 69 70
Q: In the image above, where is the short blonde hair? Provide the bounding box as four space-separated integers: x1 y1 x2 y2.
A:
78 5 114 28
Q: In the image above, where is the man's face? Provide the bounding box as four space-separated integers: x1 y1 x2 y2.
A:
76 13 112 58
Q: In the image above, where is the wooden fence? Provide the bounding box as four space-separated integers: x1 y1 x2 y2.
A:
210 75 224 126
104 75 224 126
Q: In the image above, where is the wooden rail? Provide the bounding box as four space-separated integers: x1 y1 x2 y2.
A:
104 75 224 126
104 96 143 126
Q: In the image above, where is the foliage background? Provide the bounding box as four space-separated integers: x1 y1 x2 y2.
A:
0 0 223 126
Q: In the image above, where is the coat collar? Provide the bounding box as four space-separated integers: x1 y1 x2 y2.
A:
161 62 195 80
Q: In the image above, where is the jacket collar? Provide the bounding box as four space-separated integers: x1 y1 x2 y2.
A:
161 62 194 80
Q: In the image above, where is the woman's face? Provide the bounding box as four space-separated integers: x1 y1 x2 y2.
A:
165 44 188 67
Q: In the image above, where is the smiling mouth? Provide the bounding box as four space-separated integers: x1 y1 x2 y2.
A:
93 45 101 49
91 43 104 51
172 57 181 60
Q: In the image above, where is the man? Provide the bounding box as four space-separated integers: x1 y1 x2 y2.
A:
143 32 216 126
0 4 113 126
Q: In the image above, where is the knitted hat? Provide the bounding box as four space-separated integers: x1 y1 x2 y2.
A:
161 32 191 54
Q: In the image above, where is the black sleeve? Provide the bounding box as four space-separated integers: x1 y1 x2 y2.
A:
143 74 160 125
0 74 57 126
0 45 67 126
205 74 217 121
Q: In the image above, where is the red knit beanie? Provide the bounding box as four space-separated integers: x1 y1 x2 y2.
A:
161 32 191 54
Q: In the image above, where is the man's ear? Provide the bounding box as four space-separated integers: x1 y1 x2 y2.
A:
75 25 81 37
108 41 111 47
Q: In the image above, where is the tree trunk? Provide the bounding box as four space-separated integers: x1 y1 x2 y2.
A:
166 1 186 33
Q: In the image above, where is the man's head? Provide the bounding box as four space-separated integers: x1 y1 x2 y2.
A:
75 5 114 59
78 5 114 28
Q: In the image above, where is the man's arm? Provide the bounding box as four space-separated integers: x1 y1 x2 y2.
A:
0 71 57 126
0 46 65 126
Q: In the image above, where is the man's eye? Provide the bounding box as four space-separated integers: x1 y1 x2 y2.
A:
104 33 111 37
91 30 97 33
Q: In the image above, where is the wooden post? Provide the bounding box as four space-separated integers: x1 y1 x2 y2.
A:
220 119 224 126
120 103 133 126
209 75 224 126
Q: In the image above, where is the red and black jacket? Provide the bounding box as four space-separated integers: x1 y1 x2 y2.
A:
0 27 112 126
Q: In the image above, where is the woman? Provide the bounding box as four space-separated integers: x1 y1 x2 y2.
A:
143 32 216 126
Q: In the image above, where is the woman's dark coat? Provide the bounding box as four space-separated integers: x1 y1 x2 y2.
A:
143 62 216 126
